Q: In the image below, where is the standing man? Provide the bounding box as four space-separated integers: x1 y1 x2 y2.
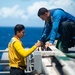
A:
8 24 42 75
38 7 75 52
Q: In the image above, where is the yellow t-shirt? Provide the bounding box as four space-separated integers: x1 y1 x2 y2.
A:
8 37 37 69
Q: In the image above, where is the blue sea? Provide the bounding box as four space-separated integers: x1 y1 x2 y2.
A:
0 27 43 49
0 27 43 73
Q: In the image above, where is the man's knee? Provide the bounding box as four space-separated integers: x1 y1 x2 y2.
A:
61 22 68 28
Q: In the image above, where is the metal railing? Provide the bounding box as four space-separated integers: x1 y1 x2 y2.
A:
0 49 35 75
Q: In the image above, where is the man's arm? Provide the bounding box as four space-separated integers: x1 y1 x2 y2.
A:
13 41 42 57
40 23 51 43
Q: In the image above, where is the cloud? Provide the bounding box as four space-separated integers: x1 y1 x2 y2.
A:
0 5 28 20
0 0 75 27
47 0 75 15
0 0 75 20
27 1 48 16
27 0 75 17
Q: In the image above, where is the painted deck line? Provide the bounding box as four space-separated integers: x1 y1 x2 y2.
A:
48 45 75 74
55 56 70 61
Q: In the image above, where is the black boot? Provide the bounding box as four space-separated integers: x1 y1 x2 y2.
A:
62 47 68 53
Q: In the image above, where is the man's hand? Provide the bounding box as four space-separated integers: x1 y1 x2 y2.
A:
45 42 52 49
35 41 43 47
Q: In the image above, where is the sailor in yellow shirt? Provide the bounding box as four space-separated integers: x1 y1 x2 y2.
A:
8 24 42 75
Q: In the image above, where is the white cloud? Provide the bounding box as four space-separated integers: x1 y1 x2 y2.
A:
27 1 48 16
27 0 75 17
0 5 28 20
0 0 75 26
47 0 75 15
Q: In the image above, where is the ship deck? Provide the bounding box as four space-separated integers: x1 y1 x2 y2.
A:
0 45 75 75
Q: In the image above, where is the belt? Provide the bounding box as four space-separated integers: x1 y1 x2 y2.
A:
11 67 20 69
11 67 24 71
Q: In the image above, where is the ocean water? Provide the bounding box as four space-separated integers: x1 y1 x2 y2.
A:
0 26 43 52
0 27 43 49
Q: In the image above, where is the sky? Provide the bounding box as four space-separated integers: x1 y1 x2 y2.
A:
0 0 75 27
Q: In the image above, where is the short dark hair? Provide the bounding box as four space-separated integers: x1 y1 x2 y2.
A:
38 7 48 16
14 24 25 35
